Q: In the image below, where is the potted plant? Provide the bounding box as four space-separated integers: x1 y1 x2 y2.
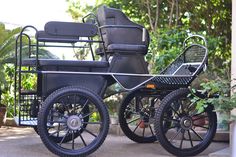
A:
193 79 236 130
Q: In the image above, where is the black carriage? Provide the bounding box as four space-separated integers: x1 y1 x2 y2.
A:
14 5 217 157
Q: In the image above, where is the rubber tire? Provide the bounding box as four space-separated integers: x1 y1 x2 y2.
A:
33 126 39 135
37 86 110 157
119 89 157 143
154 88 217 157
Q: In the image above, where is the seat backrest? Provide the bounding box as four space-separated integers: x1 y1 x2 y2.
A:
97 5 139 26
96 5 149 55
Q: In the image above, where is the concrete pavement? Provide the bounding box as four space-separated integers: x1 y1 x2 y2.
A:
0 126 229 157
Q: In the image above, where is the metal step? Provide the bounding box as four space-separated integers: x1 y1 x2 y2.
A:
14 117 37 126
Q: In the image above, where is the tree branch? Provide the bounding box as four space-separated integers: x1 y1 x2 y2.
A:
145 0 154 31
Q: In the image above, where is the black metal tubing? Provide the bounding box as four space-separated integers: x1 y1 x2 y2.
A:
32 44 89 49
17 25 38 125
14 33 32 117
82 12 108 61
82 13 98 24
15 33 31 119
98 27 108 61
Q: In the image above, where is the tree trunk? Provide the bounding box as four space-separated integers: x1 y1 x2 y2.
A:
175 0 179 26
146 0 154 31
169 0 175 28
154 0 161 31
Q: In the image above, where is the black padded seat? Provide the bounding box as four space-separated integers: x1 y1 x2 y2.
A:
22 59 109 68
107 44 147 54
96 6 149 55
36 31 79 43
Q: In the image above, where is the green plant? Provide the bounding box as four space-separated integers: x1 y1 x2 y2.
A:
146 28 188 73
191 79 236 119
0 24 21 90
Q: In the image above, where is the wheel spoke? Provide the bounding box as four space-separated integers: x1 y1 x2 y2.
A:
188 130 194 147
142 127 145 137
178 100 185 114
193 124 209 129
84 128 97 137
169 128 182 143
134 97 142 112
82 110 96 119
191 128 203 140
49 127 67 137
72 131 75 150
51 109 67 118
78 99 89 115
127 117 140 124
170 106 180 117
59 130 70 145
83 121 102 125
139 99 144 108
129 102 136 112
73 94 77 114
187 102 195 112
57 123 61 137
179 130 185 149
149 125 154 136
61 99 71 115
79 134 87 146
133 121 142 133
192 115 208 121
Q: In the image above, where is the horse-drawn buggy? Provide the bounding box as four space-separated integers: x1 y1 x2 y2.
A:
14 5 217 157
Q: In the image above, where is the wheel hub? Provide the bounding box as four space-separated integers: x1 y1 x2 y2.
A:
180 116 192 130
67 115 82 131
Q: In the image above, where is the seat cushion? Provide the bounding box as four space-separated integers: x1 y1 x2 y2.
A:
36 31 79 43
107 44 147 54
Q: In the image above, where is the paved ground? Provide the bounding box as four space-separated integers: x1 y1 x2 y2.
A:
0 126 229 157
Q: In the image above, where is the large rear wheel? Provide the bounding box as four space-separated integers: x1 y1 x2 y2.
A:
37 86 109 157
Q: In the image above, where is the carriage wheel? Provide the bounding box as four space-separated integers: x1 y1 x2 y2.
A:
37 86 109 157
155 88 217 156
35 105 90 143
119 89 159 143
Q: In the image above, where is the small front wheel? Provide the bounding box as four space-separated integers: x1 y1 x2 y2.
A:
37 86 109 157
119 88 159 143
155 88 217 156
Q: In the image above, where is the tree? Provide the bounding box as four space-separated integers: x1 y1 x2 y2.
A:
0 23 21 89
